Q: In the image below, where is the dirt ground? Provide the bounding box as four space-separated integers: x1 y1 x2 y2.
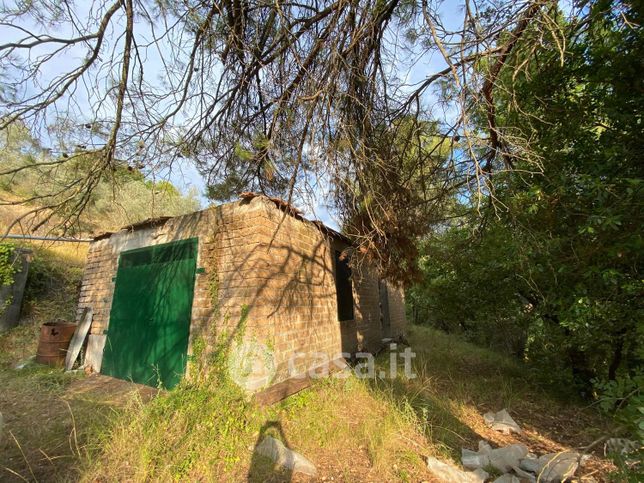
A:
0 327 621 482
0 368 153 482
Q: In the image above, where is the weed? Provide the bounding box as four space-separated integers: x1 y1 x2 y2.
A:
0 243 18 315
2 314 618 481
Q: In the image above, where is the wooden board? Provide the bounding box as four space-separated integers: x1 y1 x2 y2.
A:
84 334 107 373
65 307 93 371
254 357 349 406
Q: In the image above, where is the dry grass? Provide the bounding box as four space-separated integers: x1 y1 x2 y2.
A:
1 324 619 482
0 240 87 367
0 240 99 482
0 364 119 481
0 243 618 481
369 326 617 477
78 326 617 481
80 374 434 482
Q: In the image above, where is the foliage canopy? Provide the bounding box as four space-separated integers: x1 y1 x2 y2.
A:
409 0 643 415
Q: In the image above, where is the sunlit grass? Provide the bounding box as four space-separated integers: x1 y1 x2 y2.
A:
0 239 615 483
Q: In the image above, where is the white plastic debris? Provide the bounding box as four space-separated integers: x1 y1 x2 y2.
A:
472 468 490 482
546 452 580 481
489 444 529 473
254 436 317 476
520 451 579 483
604 438 639 456
519 455 542 474
461 440 528 474
426 456 488 483
13 355 35 370
492 475 520 483
483 409 522 434
512 464 537 482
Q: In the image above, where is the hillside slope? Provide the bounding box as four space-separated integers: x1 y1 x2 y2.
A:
0 244 618 481
1 124 201 237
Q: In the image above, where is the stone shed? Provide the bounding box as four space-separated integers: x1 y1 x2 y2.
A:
77 193 406 393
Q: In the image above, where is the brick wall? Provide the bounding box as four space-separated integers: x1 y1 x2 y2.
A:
352 261 384 352
385 282 407 338
77 195 406 389
242 199 341 382
77 199 271 348
77 238 118 334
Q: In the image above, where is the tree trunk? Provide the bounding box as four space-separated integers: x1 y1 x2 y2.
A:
608 337 624 381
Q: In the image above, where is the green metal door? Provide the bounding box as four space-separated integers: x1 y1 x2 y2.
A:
102 238 197 389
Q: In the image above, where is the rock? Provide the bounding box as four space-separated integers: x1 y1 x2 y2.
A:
483 409 522 434
472 468 490 481
478 440 493 453
519 455 541 474
522 451 579 482
512 464 537 482
492 475 520 483
426 456 487 483
254 436 317 476
488 444 529 473
462 447 490 470
462 440 528 473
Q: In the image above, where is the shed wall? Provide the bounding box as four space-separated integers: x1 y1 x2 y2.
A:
385 282 407 338
77 196 407 389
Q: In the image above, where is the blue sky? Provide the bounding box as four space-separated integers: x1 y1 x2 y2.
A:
0 1 472 230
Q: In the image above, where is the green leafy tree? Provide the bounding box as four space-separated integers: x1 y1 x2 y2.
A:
1 129 201 234
411 1 643 396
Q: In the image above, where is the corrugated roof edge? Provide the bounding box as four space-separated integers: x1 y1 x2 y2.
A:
92 216 172 241
92 194 349 244
239 192 350 244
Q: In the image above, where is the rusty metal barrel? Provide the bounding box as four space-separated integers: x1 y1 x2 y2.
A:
36 322 76 366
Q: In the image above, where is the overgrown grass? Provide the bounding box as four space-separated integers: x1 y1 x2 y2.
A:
0 241 98 481
79 326 616 481
22 242 87 322
371 325 615 468
80 373 432 482
0 357 125 481
0 241 86 367
77 313 432 480
82 325 432 480
1 258 617 483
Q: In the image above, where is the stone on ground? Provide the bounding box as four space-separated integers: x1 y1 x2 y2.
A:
519 451 580 482
488 444 529 473
426 456 487 483
483 409 522 434
462 440 529 473
254 436 317 477
492 474 521 483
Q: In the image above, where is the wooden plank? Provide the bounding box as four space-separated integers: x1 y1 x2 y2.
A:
65 307 93 371
254 357 349 406
84 334 107 373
